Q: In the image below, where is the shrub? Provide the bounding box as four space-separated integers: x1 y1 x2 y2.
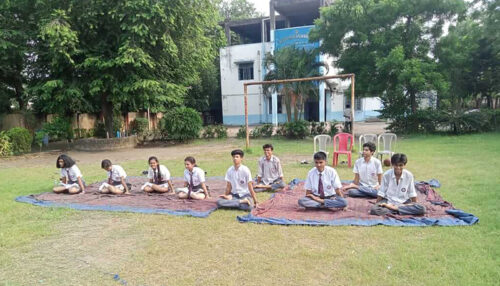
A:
34 130 46 152
0 131 13 157
310 121 328 136
6 127 32 154
202 125 216 138
214 125 228 138
42 117 73 141
328 120 342 136
160 107 202 141
94 121 107 138
281 120 310 139
236 126 247 138
130 117 149 137
250 124 273 138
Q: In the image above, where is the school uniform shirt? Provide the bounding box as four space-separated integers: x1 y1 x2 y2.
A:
353 157 383 188
257 155 284 185
305 166 342 197
109 165 127 182
184 167 205 186
60 165 83 183
147 164 171 183
225 165 252 196
377 169 417 205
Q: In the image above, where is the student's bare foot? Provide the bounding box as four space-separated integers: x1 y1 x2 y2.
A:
219 194 232 200
239 198 251 205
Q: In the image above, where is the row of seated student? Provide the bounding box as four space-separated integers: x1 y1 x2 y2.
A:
53 142 425 216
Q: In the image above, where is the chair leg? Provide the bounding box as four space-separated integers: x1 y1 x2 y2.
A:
348 153 352 168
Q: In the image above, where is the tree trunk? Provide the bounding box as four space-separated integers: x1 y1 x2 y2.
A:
101 95 114 138
14 79 25 110
410 90 417 113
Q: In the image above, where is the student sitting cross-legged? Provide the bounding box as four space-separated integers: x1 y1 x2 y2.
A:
176 156 210 200
254 143 286 191
370 153 426 216
343 142 383 198
53 154 86 194
99 159 130 195
141 156 174 193
217 149 258 211
298 151 347 210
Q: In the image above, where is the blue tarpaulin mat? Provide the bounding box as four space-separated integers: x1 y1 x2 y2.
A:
237 179 478 227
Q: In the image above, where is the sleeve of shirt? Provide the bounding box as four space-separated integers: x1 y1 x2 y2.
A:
304 171 313 191
376 160 383 174
60 169 66 178
245 167 252 183
353 161 359 174
147 168 153 179
224 168 231 183
73 165 83 178
407 174 417 198
162 166 171 180
198 168 206 183
377 174 389 198
257 158 263 177
117 166 127 178
332 170 342 189
277 159 284 177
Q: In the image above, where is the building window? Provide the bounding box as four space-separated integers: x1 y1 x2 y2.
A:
345 96 362 111
268 96 283 114
238 62 254 80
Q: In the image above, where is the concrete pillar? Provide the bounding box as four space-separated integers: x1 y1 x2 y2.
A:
272 92 278 126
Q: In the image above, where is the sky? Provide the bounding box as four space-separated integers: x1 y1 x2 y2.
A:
248 0 270 16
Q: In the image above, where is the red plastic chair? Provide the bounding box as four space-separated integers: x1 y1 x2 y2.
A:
333 133 354 167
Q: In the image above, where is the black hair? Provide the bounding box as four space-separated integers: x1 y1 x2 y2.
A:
148 156 159 164
231 149 244 157
184 156 198 166
56 154 75 168
313 151 327 161
262 144 273 150
363 142 376 153
391 153 408 165
101 159 112 169
148 156 162 183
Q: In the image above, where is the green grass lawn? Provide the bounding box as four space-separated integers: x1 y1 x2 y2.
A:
0 133 499 285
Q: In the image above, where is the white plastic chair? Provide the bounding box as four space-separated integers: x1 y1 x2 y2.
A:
377 133 397 160
314 135 332 160
358 133 377 157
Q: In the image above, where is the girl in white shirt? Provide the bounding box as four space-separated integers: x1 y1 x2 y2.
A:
53 154 85 194
141 156 173 193
176 156 209 200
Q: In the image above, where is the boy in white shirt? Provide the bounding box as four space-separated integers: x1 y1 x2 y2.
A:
254 144 285 191
298 151 347 210
343 142 383 198
370 153 426 216
99 159 130 194
217 149 258 211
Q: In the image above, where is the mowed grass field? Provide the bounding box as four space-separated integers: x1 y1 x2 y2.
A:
0 133 499 285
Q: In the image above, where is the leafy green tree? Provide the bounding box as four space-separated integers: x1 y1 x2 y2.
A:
0 0 39 111
31 0 222 136
218 0 262 20
310 0 465 119
263 47 327 122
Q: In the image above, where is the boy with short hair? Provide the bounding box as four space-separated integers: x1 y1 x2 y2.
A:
254 143 285 191
298 151 347 210
99 159 130 194
217 149 258 211
343 142 383 198
370 153 426 216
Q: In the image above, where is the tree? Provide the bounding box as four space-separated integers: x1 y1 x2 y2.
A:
218 0 262 20
310 0 466 119
30 0 222 136
263 47 327 122
0 0 39 111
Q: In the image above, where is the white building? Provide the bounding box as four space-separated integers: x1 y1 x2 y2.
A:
220 0 382 125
